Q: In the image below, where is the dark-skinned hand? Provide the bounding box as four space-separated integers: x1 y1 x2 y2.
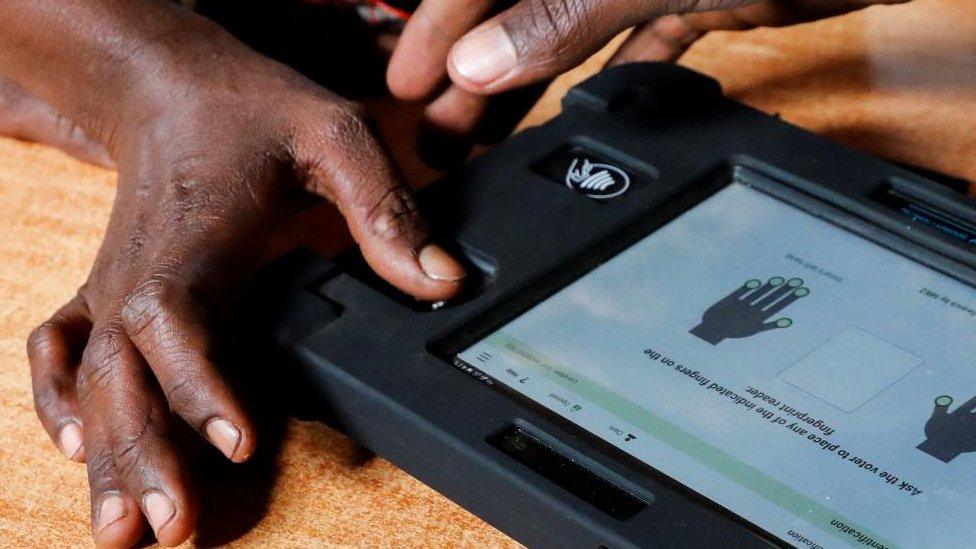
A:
386 0 910 166
13 2 464 547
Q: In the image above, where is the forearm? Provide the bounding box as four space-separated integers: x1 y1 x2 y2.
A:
0 0 236 149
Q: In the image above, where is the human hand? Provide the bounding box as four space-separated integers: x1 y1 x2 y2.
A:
606 1 909 66
690 276 809 345
917 395 976 463
386 0 907 164
26 10 464 549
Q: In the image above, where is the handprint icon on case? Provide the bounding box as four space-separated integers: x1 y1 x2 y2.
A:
690 276 810 345
917 395 976 463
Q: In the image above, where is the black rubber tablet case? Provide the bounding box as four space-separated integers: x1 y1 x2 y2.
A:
244 63 976 548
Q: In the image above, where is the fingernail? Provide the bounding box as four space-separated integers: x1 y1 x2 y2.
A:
418 244 466 282
96 494 126 532
205 418 241 460
143 491 176 535
451 25 518 86
58 422 84 461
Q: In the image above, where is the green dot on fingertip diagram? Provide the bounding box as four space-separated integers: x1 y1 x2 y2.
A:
776 318 793 328
936 395 953 407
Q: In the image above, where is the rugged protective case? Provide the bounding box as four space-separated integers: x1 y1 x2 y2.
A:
243 63 976 549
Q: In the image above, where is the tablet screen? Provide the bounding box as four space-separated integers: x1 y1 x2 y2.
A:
457 181 976 548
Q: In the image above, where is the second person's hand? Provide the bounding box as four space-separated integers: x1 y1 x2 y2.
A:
385 0 908 164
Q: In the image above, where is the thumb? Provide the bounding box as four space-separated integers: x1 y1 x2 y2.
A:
932 395 953 418
446 0 708 94
760 318 793 332
297 102 466 302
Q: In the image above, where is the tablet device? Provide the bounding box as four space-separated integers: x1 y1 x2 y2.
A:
248 63 976 548
457 176 976 548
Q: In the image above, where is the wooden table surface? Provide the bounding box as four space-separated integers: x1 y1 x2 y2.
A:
1 0 973 546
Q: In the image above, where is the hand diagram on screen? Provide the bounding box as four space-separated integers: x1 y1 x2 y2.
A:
917 395 976 463
690 277 810 345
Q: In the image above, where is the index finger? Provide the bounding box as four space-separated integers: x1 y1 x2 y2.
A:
387 0 496 101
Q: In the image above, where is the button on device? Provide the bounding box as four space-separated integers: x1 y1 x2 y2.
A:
489 426 650 520
533 145 655 201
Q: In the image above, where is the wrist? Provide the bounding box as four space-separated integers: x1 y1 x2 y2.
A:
0 1 230 149
916 438 962 462
111 26 322 164
689 323 724 345
103 12 262 148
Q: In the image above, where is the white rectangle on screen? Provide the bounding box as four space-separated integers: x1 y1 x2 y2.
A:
780 327 923 412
